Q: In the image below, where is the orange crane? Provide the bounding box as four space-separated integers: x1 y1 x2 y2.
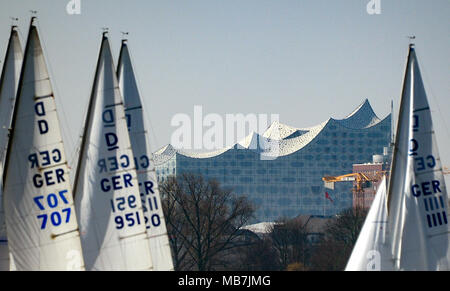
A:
322 171 386 208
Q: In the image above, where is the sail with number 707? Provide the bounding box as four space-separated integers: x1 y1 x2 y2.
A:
2 17 85 271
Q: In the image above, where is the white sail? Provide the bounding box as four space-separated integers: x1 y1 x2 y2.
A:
117 39 174 271
345 176 393 271
74 33 153 270
0 26 23 271
387 45 450 270
2 18 84 271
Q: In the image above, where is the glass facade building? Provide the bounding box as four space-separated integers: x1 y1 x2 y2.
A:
154 100 391 223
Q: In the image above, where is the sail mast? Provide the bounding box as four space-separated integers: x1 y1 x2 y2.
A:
74 32 153 270
0 25 23 271
2 17 85 270
386 45 413 213
0 26 23 184
117 39 174 271
385 45 414 269
72 31 107 197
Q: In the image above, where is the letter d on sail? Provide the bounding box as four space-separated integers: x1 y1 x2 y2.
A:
66 0 81 15
35 102 45 116
38 120 48 134
105 132 118 151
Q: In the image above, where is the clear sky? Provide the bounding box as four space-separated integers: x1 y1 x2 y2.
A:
0 1 449 176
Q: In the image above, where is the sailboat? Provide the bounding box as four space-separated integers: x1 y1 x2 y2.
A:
387 44 449 270
0 25 23 271
346 44 450 271
73 32 153 270
2 17 85 271
117 39 174 270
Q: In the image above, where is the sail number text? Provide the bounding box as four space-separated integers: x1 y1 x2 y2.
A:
140 180 162 229
409 112 448 229
110 195 142 229
33 190 72 229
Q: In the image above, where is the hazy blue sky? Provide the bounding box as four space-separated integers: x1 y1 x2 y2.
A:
0 1 449 173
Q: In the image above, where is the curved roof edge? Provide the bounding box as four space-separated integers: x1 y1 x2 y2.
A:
153 144 177 165
153 99 390 164
332 99 382 129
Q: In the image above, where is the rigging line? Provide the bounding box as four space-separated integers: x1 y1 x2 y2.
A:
68 33 101 172
68 68 93 173
123 38 161 155
415 49 450 147
33 19 77 159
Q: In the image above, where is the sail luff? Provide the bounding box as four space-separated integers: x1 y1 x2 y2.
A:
72 32 107 198
385 45 414 269
74 33 153 270
117 40 174 271
1 27 24 187
0 25 23 271
2 17 85 271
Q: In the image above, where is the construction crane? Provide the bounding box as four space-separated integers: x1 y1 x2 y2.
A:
322 171 386 208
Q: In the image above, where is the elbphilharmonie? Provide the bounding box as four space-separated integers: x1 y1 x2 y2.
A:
154 99 392 222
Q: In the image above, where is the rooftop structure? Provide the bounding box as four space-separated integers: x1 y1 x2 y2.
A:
154 99 392 223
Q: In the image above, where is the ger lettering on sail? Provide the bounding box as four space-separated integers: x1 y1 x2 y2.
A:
345 44 450 271
117 39 174 271
2 17 85 271
73 32 153 270
386 44 449 271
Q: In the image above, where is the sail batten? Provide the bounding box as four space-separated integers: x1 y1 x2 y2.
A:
117 40 174 271
74 33 153 271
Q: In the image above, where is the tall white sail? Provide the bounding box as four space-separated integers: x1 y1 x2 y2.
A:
117 39 174 271
0 26 23 271
345 176 393 271
74 33 153 270
387 45 449 270
2 18 84 271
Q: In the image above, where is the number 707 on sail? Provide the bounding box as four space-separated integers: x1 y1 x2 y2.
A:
32 190 72 229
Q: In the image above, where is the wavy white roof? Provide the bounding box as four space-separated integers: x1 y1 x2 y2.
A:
334 99 381 129
153 99 388 164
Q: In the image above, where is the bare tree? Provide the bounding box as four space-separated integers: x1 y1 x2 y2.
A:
235 234 279 271
309 207 368 271
268 217 313 270
160 176 192 270
160 173 255 271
